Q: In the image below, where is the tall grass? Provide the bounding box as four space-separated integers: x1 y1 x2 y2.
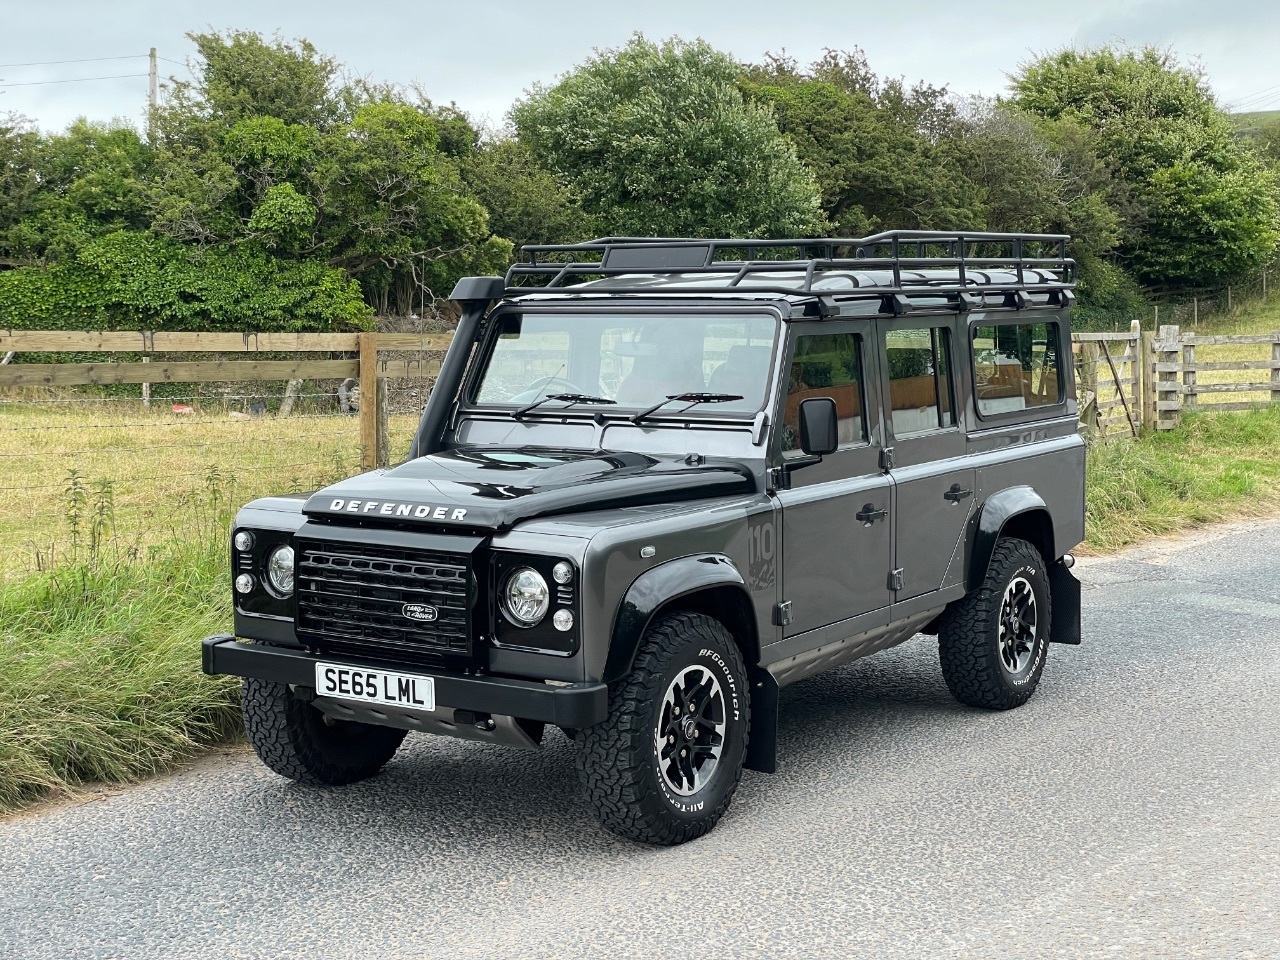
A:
0 532 239 809
1085 405 1280 552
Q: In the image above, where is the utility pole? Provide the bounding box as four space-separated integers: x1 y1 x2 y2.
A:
147 47 157 138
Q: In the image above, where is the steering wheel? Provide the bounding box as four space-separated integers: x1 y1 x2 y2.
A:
508 376 585 404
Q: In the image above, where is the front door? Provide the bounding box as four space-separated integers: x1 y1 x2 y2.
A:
775 323 893 637
874 318 975 601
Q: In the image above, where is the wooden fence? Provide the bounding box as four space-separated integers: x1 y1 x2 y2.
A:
1073 327 1144 438
0 330 451 470
4 324 1280 451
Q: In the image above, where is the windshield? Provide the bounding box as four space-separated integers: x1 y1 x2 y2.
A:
471 311 778 416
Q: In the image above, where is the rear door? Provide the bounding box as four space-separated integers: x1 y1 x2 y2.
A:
774 322 893 636
873 317 975 602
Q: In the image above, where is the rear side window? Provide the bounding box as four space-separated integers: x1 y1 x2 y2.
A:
884 327 955 435
972 322 1062 417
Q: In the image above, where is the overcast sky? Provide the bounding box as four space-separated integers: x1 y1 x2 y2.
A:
3 0 1279 132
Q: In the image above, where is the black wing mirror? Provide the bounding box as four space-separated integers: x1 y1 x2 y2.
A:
799 397 839 457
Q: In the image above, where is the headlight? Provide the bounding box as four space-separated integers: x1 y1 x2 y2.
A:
266 545 295 597
502 567 549 626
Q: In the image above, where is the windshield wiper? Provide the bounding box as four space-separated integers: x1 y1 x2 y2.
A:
630 392 745 424
514 393 617 419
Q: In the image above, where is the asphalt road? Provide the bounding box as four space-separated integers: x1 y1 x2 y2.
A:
4 519 1280 960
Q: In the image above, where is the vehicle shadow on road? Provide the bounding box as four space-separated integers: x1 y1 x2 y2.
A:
234 637 1013 854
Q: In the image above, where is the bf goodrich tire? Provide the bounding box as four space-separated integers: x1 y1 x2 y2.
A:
938 537 1052 710
241 677 407 786
577 612 750 846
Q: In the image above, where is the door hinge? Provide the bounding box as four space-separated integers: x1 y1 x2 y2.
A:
888 568 904 591
880 447 895 471
772 601 793 626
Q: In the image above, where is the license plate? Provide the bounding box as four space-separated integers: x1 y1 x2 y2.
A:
314 662 436 712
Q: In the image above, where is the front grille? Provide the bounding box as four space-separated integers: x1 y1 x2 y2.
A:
296 539 473 664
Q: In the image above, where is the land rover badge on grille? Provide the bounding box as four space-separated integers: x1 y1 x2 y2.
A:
402 603 439 622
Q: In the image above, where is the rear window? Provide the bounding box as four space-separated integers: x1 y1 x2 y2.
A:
972 322 1062 417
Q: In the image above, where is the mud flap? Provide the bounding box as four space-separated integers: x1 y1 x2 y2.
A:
745 667 779 773
1049 559 1082 645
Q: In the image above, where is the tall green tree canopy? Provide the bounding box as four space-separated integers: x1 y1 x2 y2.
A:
741 50 981 235
512 36 826 238
1011 47 1280 290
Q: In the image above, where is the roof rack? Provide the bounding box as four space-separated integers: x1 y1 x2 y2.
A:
504 231 1076 311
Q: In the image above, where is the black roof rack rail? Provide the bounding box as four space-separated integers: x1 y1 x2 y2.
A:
502 231 1075 307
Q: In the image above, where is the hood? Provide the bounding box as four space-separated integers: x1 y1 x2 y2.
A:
302 447 755 532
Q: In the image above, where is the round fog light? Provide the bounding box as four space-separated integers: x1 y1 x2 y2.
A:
266 545 295 597
233 530 255 551
551 561 574 584
234 573 255 594
552 609 574 632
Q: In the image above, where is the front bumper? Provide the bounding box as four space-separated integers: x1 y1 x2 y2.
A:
201 635 608 728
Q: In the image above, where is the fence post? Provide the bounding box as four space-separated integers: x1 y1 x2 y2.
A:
1193 298 1199 327
1227 286 1233 314
141 356 151 410
1129 319 1142 434
1156 325 1182 431
1272 333 1280 406
359 332 378 471
1182 334 1197 411
376 376 390 469
1141 330 1156 430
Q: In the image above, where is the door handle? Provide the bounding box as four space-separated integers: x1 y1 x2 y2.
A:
856 504 888 525
945 483 973 503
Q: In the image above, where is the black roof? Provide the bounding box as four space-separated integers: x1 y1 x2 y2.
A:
501 231 1076 316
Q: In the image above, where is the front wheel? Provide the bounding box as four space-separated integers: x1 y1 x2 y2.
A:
242 677 407 786
938 537 1052 710
577 612 750 845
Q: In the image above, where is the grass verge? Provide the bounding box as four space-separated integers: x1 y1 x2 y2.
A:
0 530 239 811
1085 405 1280 552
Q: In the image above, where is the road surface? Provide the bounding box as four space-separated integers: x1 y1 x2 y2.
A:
3 519 1279 959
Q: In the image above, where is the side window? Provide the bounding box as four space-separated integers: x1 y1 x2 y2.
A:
972 321 1061 416
781 333 866 453
884 327 955 435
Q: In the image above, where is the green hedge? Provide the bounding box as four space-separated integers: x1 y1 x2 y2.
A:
0 231 374 332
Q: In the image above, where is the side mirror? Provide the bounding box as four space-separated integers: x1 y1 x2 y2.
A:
799 397 839 457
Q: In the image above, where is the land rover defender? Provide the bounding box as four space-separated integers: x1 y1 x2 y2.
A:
203 231 1085 845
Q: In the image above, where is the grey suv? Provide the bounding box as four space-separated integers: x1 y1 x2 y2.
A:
203 232 1084 845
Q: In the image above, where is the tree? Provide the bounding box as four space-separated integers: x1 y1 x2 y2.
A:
1011 47 1280 290
742 51 981 235
462 137 599 251
147 30 511 316
1 118 152 268
0 113 42 268
512 36 826 238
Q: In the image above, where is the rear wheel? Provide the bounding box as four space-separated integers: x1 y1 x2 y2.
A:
242 676 407 786
577 612 750 845
938 537 1051 710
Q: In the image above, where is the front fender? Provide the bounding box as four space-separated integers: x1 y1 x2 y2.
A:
604 554 748 684
967 485 1052 591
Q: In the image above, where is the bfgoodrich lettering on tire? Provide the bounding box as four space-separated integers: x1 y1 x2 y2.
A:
938 537 1052 710
242 673 407 786
576 612 750 845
